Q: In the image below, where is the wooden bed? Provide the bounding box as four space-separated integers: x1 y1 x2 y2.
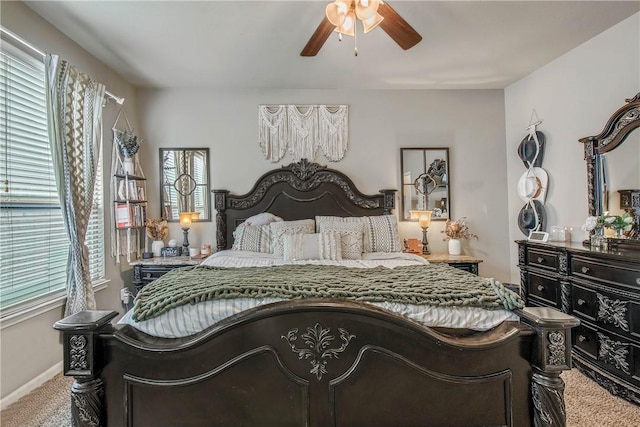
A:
55 159 579 427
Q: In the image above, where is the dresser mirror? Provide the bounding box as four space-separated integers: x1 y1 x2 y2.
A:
580 93 640 248
159 148 210 222
400 148 450 221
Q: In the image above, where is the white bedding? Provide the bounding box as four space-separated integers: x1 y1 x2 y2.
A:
119 250 519 338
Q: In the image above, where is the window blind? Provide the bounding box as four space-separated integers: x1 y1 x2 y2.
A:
0 45 105 315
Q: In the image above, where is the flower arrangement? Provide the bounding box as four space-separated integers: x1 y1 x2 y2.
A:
145 218 168 242
442 217 478 241
582 213 633 233
115 129 142 159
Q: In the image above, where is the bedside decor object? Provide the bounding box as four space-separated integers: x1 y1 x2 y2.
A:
179 212 193 256
146 218 168 257
410 210 432 255
443 217 478 256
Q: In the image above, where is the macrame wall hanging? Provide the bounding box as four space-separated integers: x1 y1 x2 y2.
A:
258 104 348 162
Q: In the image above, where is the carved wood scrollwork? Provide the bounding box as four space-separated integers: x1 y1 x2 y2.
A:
531 372 566 427
71 378 104 427
596 293 630 332
597 332 631 375
281 323 355 380
547 331 567 366
69 335 89 371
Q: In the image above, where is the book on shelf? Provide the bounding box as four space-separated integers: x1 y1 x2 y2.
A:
115 203 131 228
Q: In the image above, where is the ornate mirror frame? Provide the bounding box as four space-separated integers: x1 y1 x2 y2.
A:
159 148 211 222
580 92 640 249
400 148 451 221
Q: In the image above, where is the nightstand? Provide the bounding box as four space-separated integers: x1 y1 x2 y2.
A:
131 256 205 292
418 253 483 275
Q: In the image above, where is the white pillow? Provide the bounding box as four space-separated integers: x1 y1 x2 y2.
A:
270 219 315 256
231 224 271 253
315 216 364 260
244 212 283 226
282 232 342 261
362 215 401 253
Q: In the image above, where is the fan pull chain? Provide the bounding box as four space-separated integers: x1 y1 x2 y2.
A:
354 22 358 56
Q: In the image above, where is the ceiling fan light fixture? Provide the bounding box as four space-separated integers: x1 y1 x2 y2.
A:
355 0 379 21
362 12 384 33
335 10 356 36
325 2 347 27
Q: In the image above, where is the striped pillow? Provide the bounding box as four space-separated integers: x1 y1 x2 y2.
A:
362 215 401 253
231 224 271 253
270 219 316 257
282 232 342 261
315 216 364 260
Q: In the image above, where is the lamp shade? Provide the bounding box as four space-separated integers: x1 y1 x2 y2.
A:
325 2 347 27
335 10 356 36
410 210 432 228
179 212 193 228
362 12 384 33
355 0 379 21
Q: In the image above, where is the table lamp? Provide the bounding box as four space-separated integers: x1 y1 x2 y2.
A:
179 212 193 256
410 210 432 255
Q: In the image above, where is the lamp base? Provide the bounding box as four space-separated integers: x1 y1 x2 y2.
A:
421 227 430 255
182 228 190 256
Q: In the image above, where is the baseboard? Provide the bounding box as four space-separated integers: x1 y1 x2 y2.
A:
0 361 63 410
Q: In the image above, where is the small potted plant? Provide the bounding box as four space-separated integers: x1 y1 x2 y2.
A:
115 129 142 175
442 217 478 255
146 218 168 257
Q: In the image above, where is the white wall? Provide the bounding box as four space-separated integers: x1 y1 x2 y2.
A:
505 12 640 283
0 2 138 400
137 89 511 280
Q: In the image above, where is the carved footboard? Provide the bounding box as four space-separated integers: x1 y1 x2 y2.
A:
54 302 578 427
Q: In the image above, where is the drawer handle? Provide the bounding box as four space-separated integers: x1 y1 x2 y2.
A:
144 273 152 279
578 335 588 343
636 278 640 285
577 298 586 306
537 285 545 292
581 266 590 274
537 257 545 264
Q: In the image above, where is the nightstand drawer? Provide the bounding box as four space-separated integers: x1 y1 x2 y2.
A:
572 257 640 288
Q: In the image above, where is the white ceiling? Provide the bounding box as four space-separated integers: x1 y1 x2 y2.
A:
23 0 640 90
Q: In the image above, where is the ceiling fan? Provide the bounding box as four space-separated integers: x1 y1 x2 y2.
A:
301 0 422 57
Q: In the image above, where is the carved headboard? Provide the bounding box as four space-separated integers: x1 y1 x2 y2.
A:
212 159 396 251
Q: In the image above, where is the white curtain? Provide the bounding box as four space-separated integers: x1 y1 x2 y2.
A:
45 54 105 315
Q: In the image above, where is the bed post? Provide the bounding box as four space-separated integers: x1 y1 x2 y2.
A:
517 307 580 427
379 189 396 214
54 310 118 427
213 189 229 252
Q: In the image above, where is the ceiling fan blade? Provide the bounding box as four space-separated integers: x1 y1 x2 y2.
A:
301 17 336 57
378 2 422 50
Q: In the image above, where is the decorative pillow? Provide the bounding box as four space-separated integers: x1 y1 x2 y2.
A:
362 215 401 253
282 232 342 261
244 212 283 226
315 216 364 260
270 219 315 256
231 224 271 253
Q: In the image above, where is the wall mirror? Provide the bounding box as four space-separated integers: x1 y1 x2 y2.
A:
160 148 210 222
581 92 640 248
400 148 450 221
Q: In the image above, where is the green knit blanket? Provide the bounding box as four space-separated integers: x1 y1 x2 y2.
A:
132 264 523 321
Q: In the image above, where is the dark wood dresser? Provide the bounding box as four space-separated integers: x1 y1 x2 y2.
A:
517 240 640 404
131 256 205 292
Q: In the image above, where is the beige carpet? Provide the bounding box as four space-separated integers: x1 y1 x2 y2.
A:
1 369 639 426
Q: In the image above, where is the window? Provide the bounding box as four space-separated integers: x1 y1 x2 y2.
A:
0 42 105 317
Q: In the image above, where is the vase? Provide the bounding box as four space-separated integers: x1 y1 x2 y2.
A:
448 239 461 256
123 157 135 175
590 228 606 249
152 240 164 257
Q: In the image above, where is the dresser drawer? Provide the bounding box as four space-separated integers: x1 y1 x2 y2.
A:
575 324 640 380
571 284 640 337
572 256 640 288
526 271 560 308
528 248 558 272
